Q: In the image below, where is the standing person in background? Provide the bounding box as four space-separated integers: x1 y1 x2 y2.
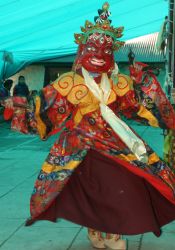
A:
0 79 13 120
0 79 13 99
3 79 13 97
11 76 30 133
13 75 29 98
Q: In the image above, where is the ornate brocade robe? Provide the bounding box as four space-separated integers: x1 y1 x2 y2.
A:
29 70 175 221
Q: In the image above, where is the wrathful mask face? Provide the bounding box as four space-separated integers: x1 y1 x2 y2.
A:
79 33 115 73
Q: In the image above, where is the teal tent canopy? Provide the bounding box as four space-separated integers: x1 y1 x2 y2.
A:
0 0 168 79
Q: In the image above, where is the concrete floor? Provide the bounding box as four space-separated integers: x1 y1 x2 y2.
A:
0 121 175 250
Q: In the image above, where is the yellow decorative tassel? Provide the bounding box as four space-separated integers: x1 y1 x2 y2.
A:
35 96 46 140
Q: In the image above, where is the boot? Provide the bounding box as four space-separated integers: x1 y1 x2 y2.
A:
104 234 126 250
88 228 106 249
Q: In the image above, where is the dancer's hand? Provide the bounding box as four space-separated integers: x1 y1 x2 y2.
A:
140 153 148 164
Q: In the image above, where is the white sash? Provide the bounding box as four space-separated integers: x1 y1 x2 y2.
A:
82 67 148 163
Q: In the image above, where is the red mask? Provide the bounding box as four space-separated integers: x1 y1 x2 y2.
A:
76 33 115 73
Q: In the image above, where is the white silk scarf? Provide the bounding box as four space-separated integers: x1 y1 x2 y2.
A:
82 67 148 163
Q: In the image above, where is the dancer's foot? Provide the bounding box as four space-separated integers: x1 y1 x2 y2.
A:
25 217 34 226
88 228 106 249
104 234 126 250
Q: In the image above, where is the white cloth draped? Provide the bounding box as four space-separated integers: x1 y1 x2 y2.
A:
82 67 148 163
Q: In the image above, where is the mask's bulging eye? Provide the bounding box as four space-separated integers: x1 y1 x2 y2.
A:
104 48 112 54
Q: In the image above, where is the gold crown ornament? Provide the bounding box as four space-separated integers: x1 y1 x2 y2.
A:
74 2 125 50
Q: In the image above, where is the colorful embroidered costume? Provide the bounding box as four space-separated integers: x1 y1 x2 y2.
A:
5 2 175 242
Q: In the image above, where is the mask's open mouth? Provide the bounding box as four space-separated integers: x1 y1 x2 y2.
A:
90 57 106 66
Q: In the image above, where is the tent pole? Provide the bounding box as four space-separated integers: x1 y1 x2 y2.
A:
173 0 175 87
169 0 175 87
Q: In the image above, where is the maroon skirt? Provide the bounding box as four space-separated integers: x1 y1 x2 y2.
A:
27 150 175 236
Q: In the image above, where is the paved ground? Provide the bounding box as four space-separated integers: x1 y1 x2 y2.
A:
0 120 175 250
